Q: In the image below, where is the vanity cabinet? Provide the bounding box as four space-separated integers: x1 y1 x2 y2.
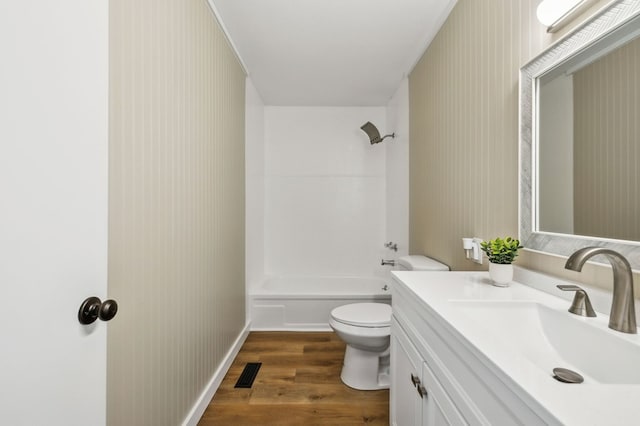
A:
390 274 557 426
390 316 465 426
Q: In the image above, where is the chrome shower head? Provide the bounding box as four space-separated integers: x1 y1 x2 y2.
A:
360 121 395 144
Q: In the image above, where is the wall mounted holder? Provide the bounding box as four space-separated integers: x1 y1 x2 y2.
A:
462 237 483 264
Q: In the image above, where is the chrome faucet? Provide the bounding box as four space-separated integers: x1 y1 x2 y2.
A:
565 247 637 334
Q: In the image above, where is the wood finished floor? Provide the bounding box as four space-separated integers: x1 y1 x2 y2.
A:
198 332 389 425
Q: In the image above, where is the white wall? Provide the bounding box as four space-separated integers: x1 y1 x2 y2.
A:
245 79 266 297
385 79 410 260
264 107 388 278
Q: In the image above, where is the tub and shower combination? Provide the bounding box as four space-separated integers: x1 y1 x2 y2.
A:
250 275 391 330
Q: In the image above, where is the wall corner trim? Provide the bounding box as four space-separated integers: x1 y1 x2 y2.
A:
205 0 249 75
406 0 458 76
182 322 251 426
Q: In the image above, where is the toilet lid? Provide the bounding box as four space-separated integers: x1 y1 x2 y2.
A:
331 303 392 327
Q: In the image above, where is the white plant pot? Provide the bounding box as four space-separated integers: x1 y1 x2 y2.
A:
489 263 513 287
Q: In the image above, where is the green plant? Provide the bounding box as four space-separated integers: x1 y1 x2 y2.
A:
480 237 523 264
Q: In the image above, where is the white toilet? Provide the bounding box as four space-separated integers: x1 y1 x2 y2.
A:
329 255 449 390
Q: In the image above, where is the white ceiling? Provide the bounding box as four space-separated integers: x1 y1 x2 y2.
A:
210 0 457 106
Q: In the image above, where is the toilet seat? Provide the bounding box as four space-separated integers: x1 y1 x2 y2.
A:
330 303 391 328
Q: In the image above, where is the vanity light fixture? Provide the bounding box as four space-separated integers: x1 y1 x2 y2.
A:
536 0 598 33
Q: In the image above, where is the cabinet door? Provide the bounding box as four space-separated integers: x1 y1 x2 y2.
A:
391 319 423 426
421 360 467 426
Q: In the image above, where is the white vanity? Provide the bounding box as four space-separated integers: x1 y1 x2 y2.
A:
389 2 640 422
390 269 640 425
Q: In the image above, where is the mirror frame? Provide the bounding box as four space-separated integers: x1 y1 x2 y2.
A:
520 0 640 270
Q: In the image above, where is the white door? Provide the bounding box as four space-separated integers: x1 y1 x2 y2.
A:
0 1 109 425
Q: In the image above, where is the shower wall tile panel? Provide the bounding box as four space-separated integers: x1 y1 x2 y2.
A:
265 107 386 177
386 80 410 258
264 107 388 279
265 176 386 276
108 0 246 425
245 79 266 296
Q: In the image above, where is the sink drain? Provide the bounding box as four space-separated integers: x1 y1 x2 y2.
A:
553 367 584 384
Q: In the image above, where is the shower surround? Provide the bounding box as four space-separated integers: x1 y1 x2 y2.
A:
245 82 410 329
264 107 387 279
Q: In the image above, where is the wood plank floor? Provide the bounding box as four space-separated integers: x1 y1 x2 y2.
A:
198 332 389 425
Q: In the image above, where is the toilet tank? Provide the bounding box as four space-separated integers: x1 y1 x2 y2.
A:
396 255 449 271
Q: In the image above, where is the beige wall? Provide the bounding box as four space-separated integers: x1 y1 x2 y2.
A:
408 0 640 291
409 0 550 271
539 74 574 234
573 36 640 241
107 0 246 424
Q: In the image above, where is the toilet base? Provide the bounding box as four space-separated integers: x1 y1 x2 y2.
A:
340 345 390 390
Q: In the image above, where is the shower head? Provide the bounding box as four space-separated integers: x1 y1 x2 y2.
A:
360 121 395 144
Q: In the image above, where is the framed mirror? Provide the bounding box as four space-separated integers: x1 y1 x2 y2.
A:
520 0 640 269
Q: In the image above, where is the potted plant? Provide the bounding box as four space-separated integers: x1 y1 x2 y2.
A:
480 237 523 287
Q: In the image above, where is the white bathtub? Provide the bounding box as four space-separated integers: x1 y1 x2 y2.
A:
250 276 391 331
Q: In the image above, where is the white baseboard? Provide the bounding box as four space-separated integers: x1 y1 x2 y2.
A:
182 322 251 426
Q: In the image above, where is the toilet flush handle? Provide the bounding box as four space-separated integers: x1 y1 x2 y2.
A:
381 259 395 266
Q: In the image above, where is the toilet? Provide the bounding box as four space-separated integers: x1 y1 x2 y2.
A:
329 255 449 390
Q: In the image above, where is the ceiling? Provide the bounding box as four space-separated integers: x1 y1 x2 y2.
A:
210 0 457 106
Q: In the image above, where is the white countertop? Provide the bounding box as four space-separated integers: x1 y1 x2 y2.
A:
391 269 640 426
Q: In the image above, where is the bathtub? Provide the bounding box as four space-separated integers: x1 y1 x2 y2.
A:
250 276 391 331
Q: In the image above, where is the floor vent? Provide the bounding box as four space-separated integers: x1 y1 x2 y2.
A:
234 362 262 388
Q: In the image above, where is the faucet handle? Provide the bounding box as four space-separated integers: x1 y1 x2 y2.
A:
384 242 398 252
557 285 597 317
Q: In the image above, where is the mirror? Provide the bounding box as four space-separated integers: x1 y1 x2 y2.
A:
520 0 640 269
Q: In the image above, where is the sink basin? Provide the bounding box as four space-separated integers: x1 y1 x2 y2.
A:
450 300 640 384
